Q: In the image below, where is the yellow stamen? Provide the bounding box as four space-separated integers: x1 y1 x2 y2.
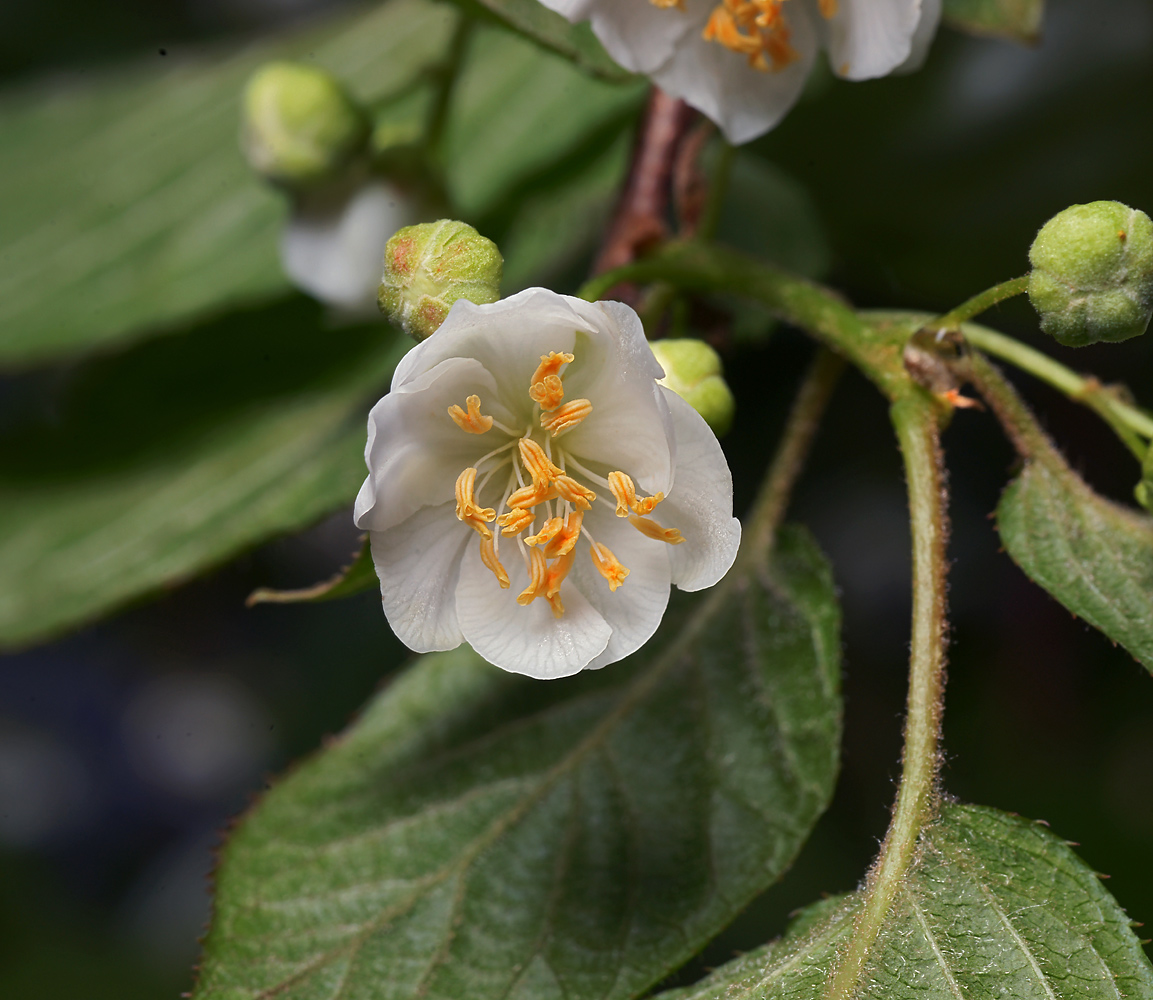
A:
525 516 564 549
454 468 495 539
519 437 562 486
479 537 510 589
529 352 574 412
628 513 685 545
542 509 583 559
818 0 837 17
529 374 565 412
540 398 593 437
697 0 799 71
507 482 559 510
590 542 630 592
554 475 596 510
517 547 549 606
447 395 494 434
544 548 576 618
607 471 664 518
546 592 566 618
498 507 535 536
650 0 684 7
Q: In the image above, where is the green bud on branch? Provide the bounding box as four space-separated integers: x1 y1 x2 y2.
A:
1028 201 1153 347
378 220 503 341
650 338 735 437
241 62 368 188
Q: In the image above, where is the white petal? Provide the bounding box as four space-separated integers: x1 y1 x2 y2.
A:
456 542 611 679
570 508 672 671
649 5 818 145
818 0 925 80
893 0 941 74
586 0 704 75
658 387 741 591
369 502 470 653
281 181 416 311
536 0 599 20
354 357 518 534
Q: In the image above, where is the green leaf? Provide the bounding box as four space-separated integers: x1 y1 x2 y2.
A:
657 804 1153 1000
997 451 1153 672
943 0 1044 42
449 0 632 81
0 0 459 368
0 298 405 650
247 537 377 606
193 525 843 1000
442 24 647 218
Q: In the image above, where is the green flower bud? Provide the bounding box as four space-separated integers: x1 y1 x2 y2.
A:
378 220 503 341
241 62 368 188
1028 201 1153 347
650 339 735 437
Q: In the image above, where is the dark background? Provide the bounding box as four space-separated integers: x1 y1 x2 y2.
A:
1 0 1152 996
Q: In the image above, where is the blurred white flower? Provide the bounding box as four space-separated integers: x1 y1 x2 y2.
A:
280 180 417 312
538 0 941 144
354 288 741 679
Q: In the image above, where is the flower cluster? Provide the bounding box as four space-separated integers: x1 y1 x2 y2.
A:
538 0 941 143
354 289 741 678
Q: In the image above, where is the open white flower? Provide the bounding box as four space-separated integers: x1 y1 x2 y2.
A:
539 0 941 144
354 288 741 679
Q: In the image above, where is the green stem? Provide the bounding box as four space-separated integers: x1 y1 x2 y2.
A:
825 395 950 999
740 349 845 569
935 275 1029 329
961 324 1153 458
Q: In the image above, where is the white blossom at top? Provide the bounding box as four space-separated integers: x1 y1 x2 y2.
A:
354 288 741 679
538 0 942 144
280 180 416 313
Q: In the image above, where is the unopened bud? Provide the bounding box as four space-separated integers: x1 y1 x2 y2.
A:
378 220 503 340
1028 201 1153 347
650 339 735 437
241 62 368 187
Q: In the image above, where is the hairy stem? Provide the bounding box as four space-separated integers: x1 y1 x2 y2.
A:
961 324 1153 458
740 349 845 569
825 395 950 999
934 275 1029 329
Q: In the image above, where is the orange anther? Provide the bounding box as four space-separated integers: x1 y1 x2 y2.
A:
507 482 559 510
818 0 837 17
517 547 549 606
554 475 596 510
608 471 663 517
447 395 494 434
525 516 564 549
648 0 684 8
529 351 574 388
479 537 510 589
498 507 535 536
628 513 685 545
545 548 576 600
543 509 583 559
590 542 630 592
455 468 495 539
518 437 562 486
540 398 592 437
529 375 565 411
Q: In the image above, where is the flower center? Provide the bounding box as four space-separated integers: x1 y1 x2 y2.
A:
447 349 684 619
649 0 837 72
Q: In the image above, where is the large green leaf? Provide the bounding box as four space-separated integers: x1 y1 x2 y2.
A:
658 804 1153 1000
0 0 458 368
0 298 406 649
449 0 631 81
943 0 1044 42
996 451 1153 672
441 23 647 218
194 525 842 1000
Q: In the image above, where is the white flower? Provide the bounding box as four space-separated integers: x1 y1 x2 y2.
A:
354 288 741 679
280 180 417 312
538 0 941 144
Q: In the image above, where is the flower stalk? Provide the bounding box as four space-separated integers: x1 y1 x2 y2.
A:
933 274 1029 330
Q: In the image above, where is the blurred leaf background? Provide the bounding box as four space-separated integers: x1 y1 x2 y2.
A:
1 0 1152 996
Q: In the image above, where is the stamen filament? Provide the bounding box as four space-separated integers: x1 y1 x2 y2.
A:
558 452 609 488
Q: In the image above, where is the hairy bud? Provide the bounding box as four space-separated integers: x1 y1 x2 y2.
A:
1028 201 1153 347
650 339 735 437
378 221 503 341
241 62 368 188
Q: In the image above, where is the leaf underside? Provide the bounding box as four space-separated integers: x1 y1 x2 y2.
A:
194 526 843 1000
943 0 1044 41
997 457 1153 672
658 804 1153 1000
